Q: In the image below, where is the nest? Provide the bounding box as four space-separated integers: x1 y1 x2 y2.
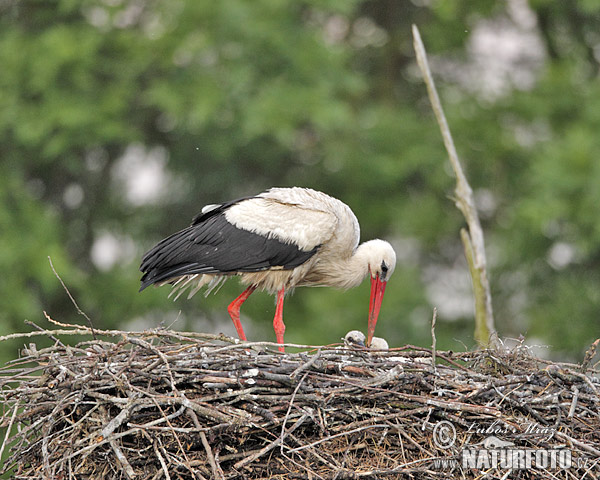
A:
1 321 599 479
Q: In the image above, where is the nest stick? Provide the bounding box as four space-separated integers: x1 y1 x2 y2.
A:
0 402 18 460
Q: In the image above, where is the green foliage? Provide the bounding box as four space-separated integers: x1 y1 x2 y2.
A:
0 0 598 367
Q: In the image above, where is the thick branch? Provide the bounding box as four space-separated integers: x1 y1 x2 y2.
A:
412 24 497 347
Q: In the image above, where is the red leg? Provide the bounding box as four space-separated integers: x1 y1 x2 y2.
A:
227 285 256 341
273 288 286 352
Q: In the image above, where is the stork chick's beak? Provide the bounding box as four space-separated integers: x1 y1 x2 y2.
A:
367 274 387 347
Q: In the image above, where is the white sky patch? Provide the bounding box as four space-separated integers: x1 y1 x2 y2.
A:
83 6 110 29
91 231 137 271
466 16 545 98
430 0 546 100
547 242 577 270
474 188 498 219
350 16 388 48
112 143 171 207
63 183 85 209
391 236 421 268
423 264 475 321
323 14 349 46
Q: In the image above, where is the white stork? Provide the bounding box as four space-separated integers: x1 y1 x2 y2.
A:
139 187 396 352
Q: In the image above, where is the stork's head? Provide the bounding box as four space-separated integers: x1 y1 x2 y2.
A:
344 330 390 350
362 239 396 347
344 330 367 347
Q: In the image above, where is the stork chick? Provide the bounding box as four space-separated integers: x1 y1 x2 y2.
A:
344 330 390 350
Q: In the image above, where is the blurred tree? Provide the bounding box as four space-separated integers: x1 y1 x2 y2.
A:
0 0 598 364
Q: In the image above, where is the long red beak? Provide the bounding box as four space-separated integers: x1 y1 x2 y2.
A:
367 275 387 347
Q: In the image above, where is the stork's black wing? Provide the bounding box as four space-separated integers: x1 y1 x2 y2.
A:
139 199 320 291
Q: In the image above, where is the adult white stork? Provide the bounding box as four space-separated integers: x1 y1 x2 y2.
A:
139 187 396 351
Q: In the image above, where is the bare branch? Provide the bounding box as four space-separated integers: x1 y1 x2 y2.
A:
412 24 497 347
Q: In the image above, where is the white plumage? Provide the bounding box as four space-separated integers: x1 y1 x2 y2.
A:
344 330 390 350
140 187 396 351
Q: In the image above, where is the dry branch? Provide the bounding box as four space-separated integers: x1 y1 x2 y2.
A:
1 322 599 479
412 25 497 348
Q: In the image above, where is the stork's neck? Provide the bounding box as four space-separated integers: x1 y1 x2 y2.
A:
342 242 374 288
303 239 395 290
320 241 377 290
332 238 396 289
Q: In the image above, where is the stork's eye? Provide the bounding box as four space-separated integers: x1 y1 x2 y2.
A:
380 261 389 279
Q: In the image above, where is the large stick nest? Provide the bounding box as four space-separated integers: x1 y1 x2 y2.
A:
1 322 599 479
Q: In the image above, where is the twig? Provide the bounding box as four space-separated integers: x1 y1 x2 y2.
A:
127 337 177 391
395 420 433 457
582 339 599 371
563 368 599 397
397 391 501 416
0 402 18 460
287 424 389 453
0 327 109 343
152 399 200 480
110 439 136 479
199 431 223 480
280 372 308 452
365 365 404 387
281 451 326 480
25 318 66 348
412 24 497 348
153 438 172 480
41 401 68 477
127 407 187 430
175 396 233 424
554 430 600 457
48 256 97 339
431 307 437 373
290 350 321 379
568 386 579 419
234 412 310 469
101 401 137 439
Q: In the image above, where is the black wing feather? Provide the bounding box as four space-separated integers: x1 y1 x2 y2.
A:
139 199 319 291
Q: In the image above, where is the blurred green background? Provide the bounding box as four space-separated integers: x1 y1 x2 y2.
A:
1 0 599 363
